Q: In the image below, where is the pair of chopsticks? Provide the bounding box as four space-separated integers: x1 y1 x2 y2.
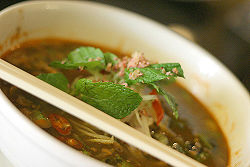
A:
0 58 206 167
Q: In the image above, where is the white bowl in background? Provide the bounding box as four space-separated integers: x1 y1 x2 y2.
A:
0 1 249 167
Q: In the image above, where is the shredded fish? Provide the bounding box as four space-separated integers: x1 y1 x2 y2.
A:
87 138 114 144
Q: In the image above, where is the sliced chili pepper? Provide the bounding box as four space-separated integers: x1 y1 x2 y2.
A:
48 114 72 135
150 89 164 125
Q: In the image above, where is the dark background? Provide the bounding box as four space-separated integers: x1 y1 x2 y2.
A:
1 0 249 90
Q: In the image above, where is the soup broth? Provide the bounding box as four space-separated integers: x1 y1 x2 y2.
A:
0 39 229 167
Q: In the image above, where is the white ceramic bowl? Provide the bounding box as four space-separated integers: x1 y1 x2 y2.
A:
0 1 249 167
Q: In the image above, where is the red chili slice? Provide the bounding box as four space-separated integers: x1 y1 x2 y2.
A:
150 89 164 125
48 114 72 135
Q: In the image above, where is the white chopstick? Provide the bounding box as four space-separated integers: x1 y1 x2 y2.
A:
0 59 206 167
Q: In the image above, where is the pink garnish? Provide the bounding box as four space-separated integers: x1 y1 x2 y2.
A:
129 69 143 80
166 72 171 76
127 51 150 69
172 67 178 74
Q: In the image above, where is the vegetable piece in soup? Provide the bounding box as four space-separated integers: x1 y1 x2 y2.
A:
0 39 229 167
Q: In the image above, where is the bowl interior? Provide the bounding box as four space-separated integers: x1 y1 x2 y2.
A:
0 1 249 167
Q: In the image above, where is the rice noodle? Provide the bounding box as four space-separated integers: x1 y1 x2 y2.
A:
87 138 114 144
134 110 152 137
74 126 111 140
69 119 97 134
142 95 157 101
69 117 114 143
141 115 151 137
135 110 144 128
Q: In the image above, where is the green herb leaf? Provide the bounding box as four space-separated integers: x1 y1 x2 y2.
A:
124 67 169 86
104 52 119 65
124 63 184 86
68 47 105 69
151 83 178 119
37 73 69 93
49 61 78 69
149 63 184 78
75 79 142 119
50 47 105 70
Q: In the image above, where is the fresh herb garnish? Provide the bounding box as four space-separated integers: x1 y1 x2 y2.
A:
149 63 184 78
75 78 142 119
39 46 185 120
124 67 170 85
124 63 184 86
151 83 178 119
123 63 183 119
50 47 120 71
104 52 119 66
37 73 69 93
37 73 142 119
50 47 105 70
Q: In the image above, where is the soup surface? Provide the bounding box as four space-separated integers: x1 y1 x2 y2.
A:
0 39 229 167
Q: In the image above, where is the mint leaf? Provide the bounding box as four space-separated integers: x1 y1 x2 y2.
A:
162 91 178 119
68 47 105 69
37 73 69 93
149 63 184 78
49 61 78 69
75 79 142 119
50 47 105 70
151 83 178 119
104 52 118 65
124 67 169 86
124 63 184 86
